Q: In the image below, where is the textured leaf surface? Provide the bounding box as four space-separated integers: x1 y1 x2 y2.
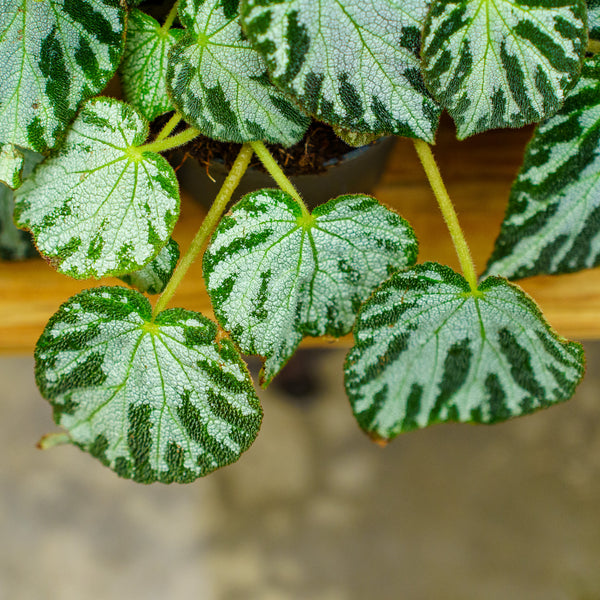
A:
35 286 262 484
422 0 587 138
14 98 180 279
0 0 125 152
0 149 42 260
241 0 441 142
0 144 24 189
345 263 584 442
588 0 600 40
204 189 418 385
119 238 180 294
166 0 309 145
486 55 600 279
120 10 184 122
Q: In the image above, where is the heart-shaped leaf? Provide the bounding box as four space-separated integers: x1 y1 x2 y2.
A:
203 189 418 385
166 0 309 146
0 149 43 260
14 97 180 279
120 9 184 122
241 0 441 142
35 286 262 484
422 0 587 139
0 144 24 189
0 0 125 152
486 55 600 279
119 238 180 295
345 262 585 443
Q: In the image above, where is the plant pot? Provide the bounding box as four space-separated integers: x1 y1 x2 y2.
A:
175 136 398 209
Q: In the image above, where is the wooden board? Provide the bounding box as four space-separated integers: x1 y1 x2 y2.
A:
1 120 598 354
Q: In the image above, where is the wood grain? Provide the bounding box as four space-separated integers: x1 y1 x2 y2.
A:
1 120 598 354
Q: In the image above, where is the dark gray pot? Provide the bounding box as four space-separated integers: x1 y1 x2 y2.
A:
175 136 397 209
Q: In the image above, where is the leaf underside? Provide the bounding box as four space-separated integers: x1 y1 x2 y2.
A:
0 0 125 152
167 0 309 146
486 55 600 279
35 286 262 484
0 149 42 260
422 0 587 139
119 238 180 295
345 262 584 442
120 9 184 122
14 97 180 279
204 189 418 385
241 0 441 142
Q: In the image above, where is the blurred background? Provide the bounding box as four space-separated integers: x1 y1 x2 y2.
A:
1 344 599 600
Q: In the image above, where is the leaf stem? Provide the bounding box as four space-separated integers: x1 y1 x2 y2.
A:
160 1 179 33
152 143 254 317
155 112 182 142
250 141 309 214
412 139 479 293
140 126 200 154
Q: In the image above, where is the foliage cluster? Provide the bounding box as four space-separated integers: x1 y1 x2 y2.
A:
0 0 597 483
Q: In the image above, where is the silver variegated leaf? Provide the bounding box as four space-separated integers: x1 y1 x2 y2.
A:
422 0 587 139
486 55 600 279
203 189 418 385
241 0 441 143
0 0 125 153
0 149 42 260
14 97 180 279
35 286 262 484
120 9 184 122
588 0 600 40
119 238 180 294
345 263 584 443
0 144 24 189
166 0 309 146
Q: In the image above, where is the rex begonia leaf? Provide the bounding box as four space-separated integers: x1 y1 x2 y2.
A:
0 0 126 153
119 238 180 295
486 55 600 279
166 0 309 146
588 0 600 40
345 263 585 443
422 0 587 139
14 97 180 279
120 9 184 122
241 0 441 143
203 189 418 386
0 143 24 189
0 149 42 260
35 286 262 484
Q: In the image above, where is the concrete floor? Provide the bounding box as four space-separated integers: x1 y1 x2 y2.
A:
1 345 599 600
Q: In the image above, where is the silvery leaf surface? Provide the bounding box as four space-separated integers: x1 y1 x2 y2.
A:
203 189 418 385
0 149 42 260
486 55 600 279
166 0 309 146
241 0 441 142
14 98 180 279
35 286 262 484
0 0 125 152
119 238 180 294
345 263 584 443
120 10 184 122
0 144 24 189
588 0 600 40
422 0 587 139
